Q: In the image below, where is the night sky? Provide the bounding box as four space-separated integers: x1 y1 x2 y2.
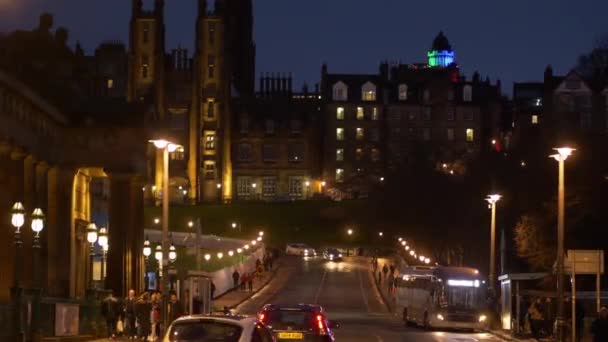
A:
1 0 607 95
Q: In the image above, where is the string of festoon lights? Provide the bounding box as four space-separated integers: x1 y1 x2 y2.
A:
201 230 265 262
396 237 433 265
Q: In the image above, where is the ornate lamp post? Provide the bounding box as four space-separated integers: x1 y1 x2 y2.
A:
97 227 108 288
30 208 44 339
10 202 25 341
168 242 177 292
86 223 98 290
154 244 163 291
551 147 574 342
143 237 152 292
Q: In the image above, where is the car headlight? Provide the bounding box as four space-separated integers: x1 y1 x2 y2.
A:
338 254 343 257
437 314 444 321
478 315 487 323
329 254 334 258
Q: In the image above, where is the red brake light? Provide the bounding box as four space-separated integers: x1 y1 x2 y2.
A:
316 314 326 333
258 313 265 322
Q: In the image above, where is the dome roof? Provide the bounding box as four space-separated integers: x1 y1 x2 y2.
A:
431 31 452 51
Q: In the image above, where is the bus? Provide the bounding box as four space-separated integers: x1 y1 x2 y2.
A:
396 265 488 330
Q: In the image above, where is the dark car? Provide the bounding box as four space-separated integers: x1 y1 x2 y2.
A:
322 248 343 262
258 304 338 342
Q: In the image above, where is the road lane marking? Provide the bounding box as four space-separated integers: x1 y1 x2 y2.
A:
358 269 371 313
313 269 327 304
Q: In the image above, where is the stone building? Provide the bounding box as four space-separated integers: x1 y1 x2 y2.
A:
321 32 502 196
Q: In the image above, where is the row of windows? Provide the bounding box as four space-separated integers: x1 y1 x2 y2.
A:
240 117 303 135
237 143 305 162
336 148 381 162
336 127 381 141
388 110 474 122
236 176 307 197
387 127 476 142
336 107 380 120
333 82 473 102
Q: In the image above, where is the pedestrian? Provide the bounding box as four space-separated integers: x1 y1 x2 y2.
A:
387 274 394 294
101 290 120 339
135 293 152 341
528 298 544 339
372 258 378 273
232 269 240 289
240 273 247 291
263 254 269 271
248 272 254 292
389 264 395 275
124 289 137 340
256 263 263 279
211 281 216 299
382 264 389 279
255 258 262 269
169 293 184 323
150 292 161 341
268 252 274 270
591 306 608 342
542 297 554 337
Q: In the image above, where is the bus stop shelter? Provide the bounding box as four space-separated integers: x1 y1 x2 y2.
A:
498 272 548 332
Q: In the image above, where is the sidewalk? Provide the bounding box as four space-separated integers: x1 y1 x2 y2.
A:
212 261 281 312
89 261 283 341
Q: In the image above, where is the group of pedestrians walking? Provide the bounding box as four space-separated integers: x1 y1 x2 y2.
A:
101 289 184 341
231 252 276 294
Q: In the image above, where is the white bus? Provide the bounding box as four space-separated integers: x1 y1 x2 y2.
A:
396 265 488 330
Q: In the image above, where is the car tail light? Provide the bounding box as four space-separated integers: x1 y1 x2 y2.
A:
258 313 266 323
316 314 327 335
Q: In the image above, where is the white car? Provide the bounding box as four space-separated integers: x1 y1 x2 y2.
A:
163 314 276 342
285 243 316 257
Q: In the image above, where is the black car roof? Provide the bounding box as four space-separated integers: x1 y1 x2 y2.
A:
262 304 323 312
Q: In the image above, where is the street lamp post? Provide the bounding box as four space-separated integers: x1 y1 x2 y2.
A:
231 222 242 234
143 237 152 292
155 244 163 291
10 202 25 341
86 223 98 290
30 207 44 338
551 147 574 342
98 227 108 288
168 242 177 292
150 139 180 334
486 194 501 294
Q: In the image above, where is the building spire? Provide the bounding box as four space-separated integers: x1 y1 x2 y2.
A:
155 0 164 17
132 0 143 16
198 0 207 16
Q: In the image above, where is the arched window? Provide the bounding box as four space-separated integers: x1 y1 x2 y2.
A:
463 85 473 102
332 81 348 101
362 81 376 101
398 84 408 100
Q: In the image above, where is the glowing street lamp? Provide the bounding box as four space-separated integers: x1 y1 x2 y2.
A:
259 231 264 236
169 244 177 263
228 250 234 257
551 147 575 341
188 221 194 228
204 254 211 261
347 229 353 236
398 237 402 242
378 232 383 237
154 218 160 225
486 194 501 293
405 246 410 251
419 255 425 262
401 241 406 246
237 248 243 254
424 258 431 264
217 252 223 259
244 245 250 250
86 223 98 289
409 250 415 256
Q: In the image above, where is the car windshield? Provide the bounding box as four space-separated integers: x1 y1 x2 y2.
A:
266 310 312 331
168 321 243 342
446 286 480 311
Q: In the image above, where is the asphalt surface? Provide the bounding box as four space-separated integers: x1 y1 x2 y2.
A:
236 256 507 342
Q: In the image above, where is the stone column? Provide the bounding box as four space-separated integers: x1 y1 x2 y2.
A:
107 173 144 297
0 140 13 302
46 166 74 297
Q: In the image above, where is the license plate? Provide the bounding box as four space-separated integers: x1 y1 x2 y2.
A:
277 332 304 339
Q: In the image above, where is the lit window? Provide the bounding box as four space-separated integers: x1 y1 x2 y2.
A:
333 81 348 101
288 177 304 197
336 148 344 162
398 84 408 100
170 146 185 160
362 82 376 101
336 169 344 183
262 177 277 197
356 128 364 140
204 161 216 179
371 107 379 120
447 128 455 141
463 85 473 102
107 79 114 89
371 148 380 162
336 107 345 120
336 128 344 141
237 177 252 196
466 128 475 142
204 131 216 150
531 115 539 124
265 119 275 135
355 148 363 161
357 107 364 120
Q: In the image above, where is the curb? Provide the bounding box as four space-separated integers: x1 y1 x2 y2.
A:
227 265 281 310
484 330 536 342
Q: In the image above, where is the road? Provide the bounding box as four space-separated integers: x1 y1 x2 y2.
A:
236 256 506 342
